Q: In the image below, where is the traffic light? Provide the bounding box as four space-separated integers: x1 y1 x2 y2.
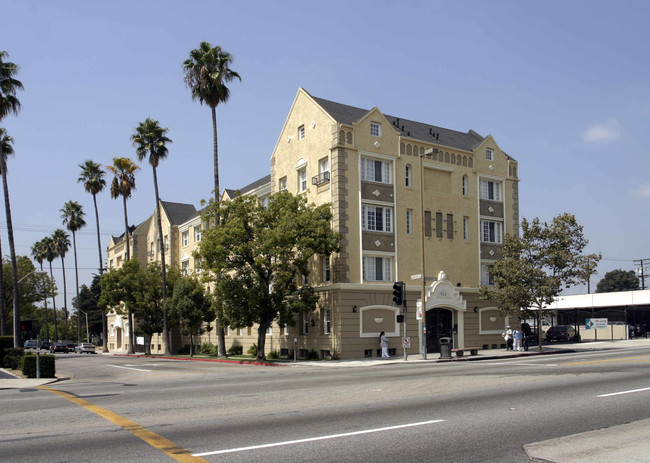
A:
392 281 404 306
20 320 32 332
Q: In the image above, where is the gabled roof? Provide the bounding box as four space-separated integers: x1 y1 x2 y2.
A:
160 201 198 225
110 225 138 244
224 174 271 199
311 95 486 153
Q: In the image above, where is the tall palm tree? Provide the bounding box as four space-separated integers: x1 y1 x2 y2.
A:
61 201 86 344
106 157 138 354
132 117 173 355
77 160 108 351
51 229 71 322
42 236 59 341
183 42 240 357
106 157 138 261
1 51 23 347
183 42 241 202
31 239 49 338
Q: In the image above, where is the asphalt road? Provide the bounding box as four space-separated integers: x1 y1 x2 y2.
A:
2 347 650 462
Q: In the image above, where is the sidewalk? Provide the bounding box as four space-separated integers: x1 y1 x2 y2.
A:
0 367 60 389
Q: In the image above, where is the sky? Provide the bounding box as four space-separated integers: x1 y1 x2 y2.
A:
1 0 649 311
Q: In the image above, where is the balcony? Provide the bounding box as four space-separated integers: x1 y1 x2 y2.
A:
312 171 330 186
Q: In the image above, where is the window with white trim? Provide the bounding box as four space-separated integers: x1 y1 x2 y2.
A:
194 257 202 273
481 220 503 244
362 205 393 232
480 179 502 201
181 261 189 276
182 231 189 247
406 209 413 235
298 168 307 192
481 264 495 286
324 309 331 335
360 157 391 184
362 255 392 282
282 324 289 336
266 326 273 336
298 125 305 140
405 164 412 187
319 157 329 175
370 122 381 137
279 176 287 192
194 226 201 242
486 148 493 160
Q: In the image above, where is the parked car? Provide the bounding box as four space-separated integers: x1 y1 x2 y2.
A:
545 325 576 342
24 339 38 350
61 340 76 351
40 340 51 351
75 343 96 354
50 342 70 353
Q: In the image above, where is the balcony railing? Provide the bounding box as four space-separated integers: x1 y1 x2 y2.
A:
312 171 330 185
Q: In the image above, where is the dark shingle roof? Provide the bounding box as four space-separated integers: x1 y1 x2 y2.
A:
160 201 198 225
225 174 271 199
312 95 486 152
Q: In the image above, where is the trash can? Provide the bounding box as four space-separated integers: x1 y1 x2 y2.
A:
439 337 452 359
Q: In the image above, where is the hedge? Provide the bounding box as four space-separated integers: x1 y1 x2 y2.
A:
22 354 56 378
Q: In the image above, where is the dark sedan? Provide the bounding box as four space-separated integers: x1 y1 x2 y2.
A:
545 325 576 342
50 342 70 353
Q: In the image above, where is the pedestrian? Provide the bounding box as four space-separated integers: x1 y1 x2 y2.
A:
513 326 523 351
502 326 513 350
380 331 389 358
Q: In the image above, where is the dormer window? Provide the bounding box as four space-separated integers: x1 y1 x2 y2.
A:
370 122 381 137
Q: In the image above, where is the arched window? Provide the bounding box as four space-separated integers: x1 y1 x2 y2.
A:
400 143 405 154
407 144 412 156
346 131 352 144
338 130 345 144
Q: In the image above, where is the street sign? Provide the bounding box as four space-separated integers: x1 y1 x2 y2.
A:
411 274 422 280
402 337 411 348
585 318 608 330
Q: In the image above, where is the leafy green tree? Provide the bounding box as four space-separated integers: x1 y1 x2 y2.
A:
106 157 139 261
61 200 87 343
31 239 51 337
198 192 341 361
596 269 640 293
73 276 103 342
480 213 600 351
78 159 108 351
169 276 215 357
0 51 23 121
51 229 71 322
132 117 173 355
2 256 51 334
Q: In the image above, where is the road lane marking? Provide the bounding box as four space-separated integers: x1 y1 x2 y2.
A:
193 419 445 457
561 355 650 366
598 386 650 397
108 364 152 372
38 386 207 463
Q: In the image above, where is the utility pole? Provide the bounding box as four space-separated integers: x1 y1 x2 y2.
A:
634 259 648 290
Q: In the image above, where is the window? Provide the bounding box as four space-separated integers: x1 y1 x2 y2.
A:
298 168 307 192
164 235 169 251
260 196 269 208
362 205 393 232
436 212 443 239
182 231 189 247
323 255 331 282
462 175 468 196
481 220 503 244
406 209 413 235
446 213 454 239
279 176 287 192
194 226 202 242
424 211 432 237
301 312 309 335
282 324 289 336
324 309 331 335
481 264 495 286
319 157 329 175
266 326 273 336
362 255 392 282
370 122 381 137
194 257 202 273
486 148 493 161
360 157 391 184
298 125 305 140
405 164 412 187
480 179 502 201
181 261 189 276
463 217 469 241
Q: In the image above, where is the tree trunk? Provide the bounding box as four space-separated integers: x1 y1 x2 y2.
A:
189 333 194 357
3 166 21 348
123 195 130 261
48 261 58 341
152 166 171 356
73 231 81 344
93 193 108 353
256 324 268 361
60 254 68 323
127 308 135 354
0 235 5 336
144 333 151 355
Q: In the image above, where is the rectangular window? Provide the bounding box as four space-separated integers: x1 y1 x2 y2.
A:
360 158 391 184
435 212 443 239
323 255 331 282
266 326 273 336
370 122 381 137
319 157 329 175
279 176 287 192
424 211 432 237
298 125 305 140
406 209 413 235
282 324 289 336
182 231 189 247
362 255 392 282
463 217 469 241
446 213 454 239
481 220 503 244
301 312 309 335
405 165 411 187
361 205 392 232
260 196 269 208
181 261 189 276
194 257 202 273
164 235 169 251
480 179 502 201
298 168 307 192
324 309 331 335
486 148 493 161
194 226 202 242
481 264 495 286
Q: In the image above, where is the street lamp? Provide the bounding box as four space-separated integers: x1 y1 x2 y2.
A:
77 308 90 342
13 270 48 347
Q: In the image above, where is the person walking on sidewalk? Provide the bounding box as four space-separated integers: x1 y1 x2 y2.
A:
503 326 513 350
380 331 390 358
513 326 523 351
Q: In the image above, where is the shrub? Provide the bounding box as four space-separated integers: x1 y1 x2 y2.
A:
227 345 243 355
4 348 24 370
21 354 56 378
247 343 257 356
267 350 279 359
0 336 14 368
307 349 319 360
200 343 217 355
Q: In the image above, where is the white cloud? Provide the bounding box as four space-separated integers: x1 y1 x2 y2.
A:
633 183 650 198
582 118 621 143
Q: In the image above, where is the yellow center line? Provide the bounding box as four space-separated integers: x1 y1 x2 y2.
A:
38 386 208 463
561 355 650 366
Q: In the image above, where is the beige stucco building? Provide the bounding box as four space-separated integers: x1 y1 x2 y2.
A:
105 88 519 358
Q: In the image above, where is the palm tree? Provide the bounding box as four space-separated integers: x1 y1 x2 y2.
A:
51 229 71 323
106 157 138 261
1 51 23 347
78 160 108 351
106 157 138 354
183 42 240 357
183 42 241 202
31 239 49 338
42 236 59 341
132 117 173 355
61 201 86 344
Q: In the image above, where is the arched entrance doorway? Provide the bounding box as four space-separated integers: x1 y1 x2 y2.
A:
426 308 453 353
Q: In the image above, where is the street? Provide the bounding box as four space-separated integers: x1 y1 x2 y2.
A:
2 344 650 462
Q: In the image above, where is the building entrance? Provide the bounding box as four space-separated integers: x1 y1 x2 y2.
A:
426 308 453 353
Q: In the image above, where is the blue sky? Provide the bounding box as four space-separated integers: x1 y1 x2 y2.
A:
2 0 649 310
